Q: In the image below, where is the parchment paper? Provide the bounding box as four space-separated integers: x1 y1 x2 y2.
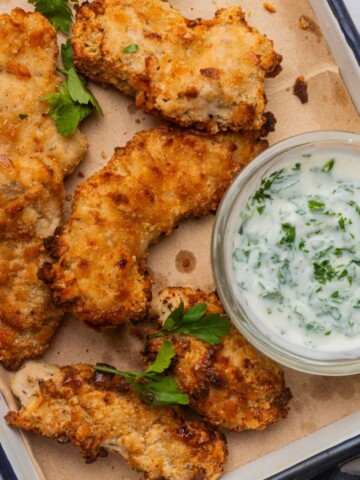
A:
1 0 360 479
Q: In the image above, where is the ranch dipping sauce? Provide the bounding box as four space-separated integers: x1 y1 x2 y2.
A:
231 151 360 354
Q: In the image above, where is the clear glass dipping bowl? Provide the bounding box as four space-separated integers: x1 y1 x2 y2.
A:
211 131 360 375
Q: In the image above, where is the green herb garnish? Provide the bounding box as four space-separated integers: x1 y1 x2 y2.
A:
321 159 335 173
94 340 189 407
338 216 346 231
308 199 325 211
123 44 139 53
28 0 76 34
43 41 103 136
18 114 28 120
61 39 74 69
348 200 360 216
313 259 338 284
280 223 296 246
149 301 231 345
252 169 284 204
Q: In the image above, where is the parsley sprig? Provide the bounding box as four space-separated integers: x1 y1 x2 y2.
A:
43 40 103 136
149 301 231 344
29 0 77 34
94 340 189 407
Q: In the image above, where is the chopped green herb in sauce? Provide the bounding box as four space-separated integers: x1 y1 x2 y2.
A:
232 155 360 351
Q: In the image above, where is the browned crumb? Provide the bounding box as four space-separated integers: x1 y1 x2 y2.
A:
65 194 72 202
263 2 277 13
101 151 107 159
78 171 85 178
299 15 310 29
299 15 321 38
293 76 308 104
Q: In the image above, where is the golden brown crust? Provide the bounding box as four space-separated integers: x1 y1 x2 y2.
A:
6 362 227 480
0 9 88 369
41 127 267 327
144 288 292 431
72 0 281 134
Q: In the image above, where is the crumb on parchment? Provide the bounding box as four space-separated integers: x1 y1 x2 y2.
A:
298 14 322 38
293 76 308 104
299 15 310 29
263 2 277 13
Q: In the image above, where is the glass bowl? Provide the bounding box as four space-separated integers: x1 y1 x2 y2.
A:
211 131 360 375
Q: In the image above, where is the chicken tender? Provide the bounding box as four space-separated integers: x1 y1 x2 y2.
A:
6 361 228 480
72 0 281 134
40 127 267 327
0 9 87 178
0 8 88 370
144 288 292 431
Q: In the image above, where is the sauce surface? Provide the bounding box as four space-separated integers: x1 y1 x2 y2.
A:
231 153 360 352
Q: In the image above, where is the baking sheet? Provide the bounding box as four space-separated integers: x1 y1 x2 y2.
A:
1 0 360 479
309 0 360 113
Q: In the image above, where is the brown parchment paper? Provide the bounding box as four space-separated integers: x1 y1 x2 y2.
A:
1 0 360 478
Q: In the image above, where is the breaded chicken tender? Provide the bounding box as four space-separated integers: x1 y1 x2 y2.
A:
40 127 267 327
72 0 281 134
0 9 88 370
144 288 292 431
6 361 228 480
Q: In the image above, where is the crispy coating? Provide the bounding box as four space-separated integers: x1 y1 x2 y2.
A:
6 362 228 480
40 127 267 327
144 288 292 431
72 0 281 134
0 9 88 369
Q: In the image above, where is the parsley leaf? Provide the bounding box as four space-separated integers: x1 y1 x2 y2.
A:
348 200 360 216
43 43 103 136
321 159 335 173
61 39 74 69
144 339 175 373
94 340 189 407
338 216 345 231
149 301 231 345
29 0 74 34
252 169 284 204
308 198 325 211
132 375 187 407
123 44 139 53
279 223 296 246
313 259 337 284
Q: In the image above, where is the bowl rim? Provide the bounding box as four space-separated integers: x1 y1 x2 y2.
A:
211 129 360 376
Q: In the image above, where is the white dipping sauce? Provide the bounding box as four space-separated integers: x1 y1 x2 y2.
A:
231 152 360 352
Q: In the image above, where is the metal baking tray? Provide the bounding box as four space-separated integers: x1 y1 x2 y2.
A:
1 1 359 479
